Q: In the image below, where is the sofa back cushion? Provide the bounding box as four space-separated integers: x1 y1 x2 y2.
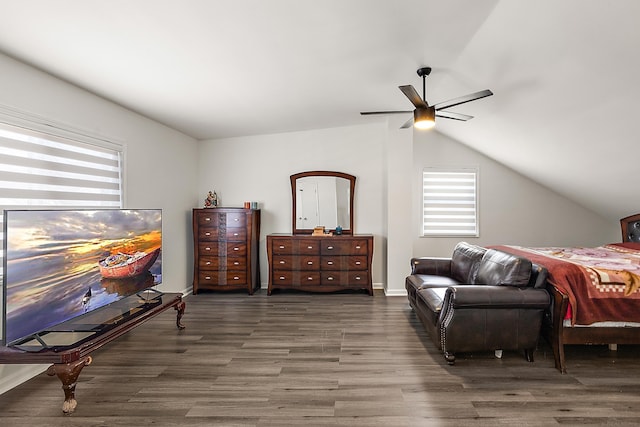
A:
475 249 532 286
450 242 487 283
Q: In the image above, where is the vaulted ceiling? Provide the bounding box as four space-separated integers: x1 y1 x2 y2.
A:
0 1 638 220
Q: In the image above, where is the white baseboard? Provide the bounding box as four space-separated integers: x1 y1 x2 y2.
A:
0 364 48 395
383 288 408 297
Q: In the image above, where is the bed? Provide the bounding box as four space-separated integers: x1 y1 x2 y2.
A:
492 213 640 373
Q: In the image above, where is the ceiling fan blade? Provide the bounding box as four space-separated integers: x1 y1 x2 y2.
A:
435 111 474 121
433 89 493 111
360 110 412 115
400 117 414 129
399 85 428 109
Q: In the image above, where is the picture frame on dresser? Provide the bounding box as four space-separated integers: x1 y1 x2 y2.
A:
192 207 260 295
267 171 374 295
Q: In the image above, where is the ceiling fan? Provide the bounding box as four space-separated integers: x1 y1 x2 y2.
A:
360 67 493 129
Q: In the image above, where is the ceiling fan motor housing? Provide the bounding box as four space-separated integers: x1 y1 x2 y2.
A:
417 67 432 77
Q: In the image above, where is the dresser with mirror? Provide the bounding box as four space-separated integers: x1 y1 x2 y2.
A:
267 171 373 295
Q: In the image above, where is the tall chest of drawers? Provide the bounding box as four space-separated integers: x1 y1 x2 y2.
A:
192 208 260 294
267 234 373 295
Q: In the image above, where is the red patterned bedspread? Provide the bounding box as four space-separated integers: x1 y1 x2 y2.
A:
492 243 640 326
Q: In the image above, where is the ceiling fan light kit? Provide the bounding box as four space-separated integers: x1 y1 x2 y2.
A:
413 107 435 129
361 66 493 129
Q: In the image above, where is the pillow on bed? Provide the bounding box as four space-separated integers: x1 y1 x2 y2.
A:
475 249 532 287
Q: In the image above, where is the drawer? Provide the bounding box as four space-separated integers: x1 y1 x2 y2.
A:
225 211 247 228
272 255 320 271
199 242 247 257
321 271 369 286
199 227 247 241
197 212 221 226
321 239 369 255
197 211 246 228
271 238 320 255
271 271 320 286
320 255 368 271
198 257 246 270
199 271 247 286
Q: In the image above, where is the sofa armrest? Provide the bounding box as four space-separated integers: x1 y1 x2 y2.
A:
438 285 550 361
444 285 550 309
410 257 453 275
529 264 548 289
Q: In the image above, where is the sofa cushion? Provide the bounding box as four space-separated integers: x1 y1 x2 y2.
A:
406 274 460 292
475 249 532 287
450 242 487 283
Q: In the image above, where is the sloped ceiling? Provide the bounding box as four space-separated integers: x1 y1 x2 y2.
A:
0 0 638 220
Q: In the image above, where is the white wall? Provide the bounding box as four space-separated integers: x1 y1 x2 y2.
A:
383 129 617 295
198 121 619 297
0 53 199 394
384 117 414 296
410 131 617 257
197 123 387 288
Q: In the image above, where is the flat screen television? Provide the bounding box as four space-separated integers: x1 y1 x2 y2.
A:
2 209 162 347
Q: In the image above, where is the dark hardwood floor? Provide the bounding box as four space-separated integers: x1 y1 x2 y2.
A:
2 290 640 426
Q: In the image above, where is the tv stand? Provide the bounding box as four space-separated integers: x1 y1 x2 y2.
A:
0 292 185 414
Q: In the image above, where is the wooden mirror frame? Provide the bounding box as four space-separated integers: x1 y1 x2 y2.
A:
291 171 356 235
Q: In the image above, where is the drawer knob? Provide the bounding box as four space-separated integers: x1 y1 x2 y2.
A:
205 218 211 221
233 276 240 280
307 261 313 265
328 277 334 281
205 232 211 236
234 218 239 222
356 245 361 249
205 276 211 280
355 276 361 280
327 246 334 250
233 232 239 236
307 246 313 249
279 276 286 280
327 261 334 265
355 261 361 265
307 276 313 281
205 261 211 265
234 261 240 265
205 247 211 251
233 247 239 251
279 245 285 249
279 261 285 264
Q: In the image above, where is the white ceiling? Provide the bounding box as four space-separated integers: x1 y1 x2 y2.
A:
0 0 638 221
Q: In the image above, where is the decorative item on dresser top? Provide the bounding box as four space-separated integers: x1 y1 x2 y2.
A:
192 207 260 295
267 171 374 295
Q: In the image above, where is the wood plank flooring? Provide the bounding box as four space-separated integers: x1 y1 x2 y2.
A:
2 290 640 426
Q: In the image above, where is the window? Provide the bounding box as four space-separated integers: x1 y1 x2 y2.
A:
422 168 478 237
0 112 123 332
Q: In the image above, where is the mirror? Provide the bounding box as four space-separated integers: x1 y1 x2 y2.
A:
291 171 356 235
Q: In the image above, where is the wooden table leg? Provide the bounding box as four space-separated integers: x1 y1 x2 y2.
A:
46 355 92 414
175 300 186 330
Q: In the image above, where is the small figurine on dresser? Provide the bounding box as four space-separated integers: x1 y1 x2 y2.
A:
204 190 218 208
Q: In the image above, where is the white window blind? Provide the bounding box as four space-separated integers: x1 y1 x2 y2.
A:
0 118 123 325
422 169 478 237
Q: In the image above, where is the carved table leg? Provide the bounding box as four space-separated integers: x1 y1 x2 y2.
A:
46 355 92 414
175 300 186 330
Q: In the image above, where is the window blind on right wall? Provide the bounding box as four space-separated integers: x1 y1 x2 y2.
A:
422 168 478 237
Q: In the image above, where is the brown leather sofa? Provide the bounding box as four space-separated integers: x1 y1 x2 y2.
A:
406 242 550 365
